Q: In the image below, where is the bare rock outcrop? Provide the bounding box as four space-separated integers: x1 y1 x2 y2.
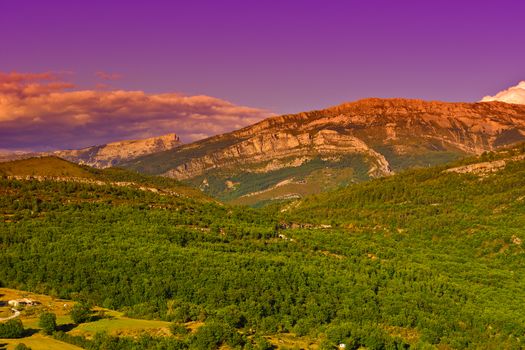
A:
164 129 392 180
121 98 525 202
55 133 182 168
0 133 183 168
151 99 525 182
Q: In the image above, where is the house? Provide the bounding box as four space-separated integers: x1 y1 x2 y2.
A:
8 298 39 307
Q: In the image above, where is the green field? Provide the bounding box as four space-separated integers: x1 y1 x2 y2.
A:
71 310 171 337
0 333 83 350
0 288 180 350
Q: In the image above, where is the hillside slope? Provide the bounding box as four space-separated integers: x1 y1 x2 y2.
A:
124 98 525 204
283 143 525 227
0 156 96 178
0 156 210 201
1 145 525 349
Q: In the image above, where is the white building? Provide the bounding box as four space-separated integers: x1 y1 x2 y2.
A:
8 298 39 307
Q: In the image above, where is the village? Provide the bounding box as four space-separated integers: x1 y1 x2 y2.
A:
0 298 40 324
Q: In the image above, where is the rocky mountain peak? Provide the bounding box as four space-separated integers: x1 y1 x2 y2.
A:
54 133 183 168
0 133 183 168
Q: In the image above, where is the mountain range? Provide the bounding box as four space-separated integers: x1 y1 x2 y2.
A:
1 101 525 349
3 97 525 205
123 98 525 204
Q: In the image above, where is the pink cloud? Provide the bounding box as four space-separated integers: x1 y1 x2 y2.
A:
0 72 273 151
0 71 74 96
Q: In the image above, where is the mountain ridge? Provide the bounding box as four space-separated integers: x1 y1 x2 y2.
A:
53 132 182 168
123 98 525 204
0 133 182 168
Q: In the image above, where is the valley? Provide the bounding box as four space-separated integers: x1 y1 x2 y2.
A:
1 143 525 349
3 2 525 349
0 287 181 349
6 98 525 207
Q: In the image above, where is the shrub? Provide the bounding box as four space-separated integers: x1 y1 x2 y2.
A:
39 311 57 335
70 303 91 324
170 322 189 336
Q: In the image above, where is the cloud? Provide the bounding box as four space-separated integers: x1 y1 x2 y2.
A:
0 71 74 96
0 72 273 151
481 81 525 105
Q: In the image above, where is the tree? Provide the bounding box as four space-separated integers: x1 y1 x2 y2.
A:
0 319 25 338
189 321 240 349
38 312 57 335
170 322 189 336
253 335 274 350
15 344 32 350
70 303 91 324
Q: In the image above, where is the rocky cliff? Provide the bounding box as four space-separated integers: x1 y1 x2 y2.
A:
124 98 525 203
163 129 392 180
0 133 182 169
54 133 182 168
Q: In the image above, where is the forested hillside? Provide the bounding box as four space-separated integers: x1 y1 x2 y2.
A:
281 144 525 348
0 156 211 202
1 147 525 349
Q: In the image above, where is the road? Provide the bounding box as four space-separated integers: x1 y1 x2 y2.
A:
0 308 20 322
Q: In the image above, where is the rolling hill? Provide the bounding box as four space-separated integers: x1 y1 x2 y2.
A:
123 98 525 204
0 156 210 202
0 156 96 179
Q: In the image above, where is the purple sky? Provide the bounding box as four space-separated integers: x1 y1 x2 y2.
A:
2 0 524 114
0 1 524 151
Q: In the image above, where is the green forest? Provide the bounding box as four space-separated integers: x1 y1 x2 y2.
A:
1 146 525 349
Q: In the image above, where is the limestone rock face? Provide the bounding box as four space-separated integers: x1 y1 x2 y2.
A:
163 129 392 180
54 133 182 168
128 98 525 179
122 98 525 203
0 133 182 168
